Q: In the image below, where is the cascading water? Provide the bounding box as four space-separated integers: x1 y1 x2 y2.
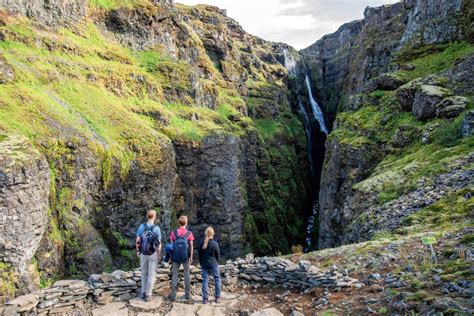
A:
305 75 328 135
282 51 328 251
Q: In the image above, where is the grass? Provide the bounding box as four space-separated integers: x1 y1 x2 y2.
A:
395 41 474 81
89 0 149 10
0 3 309 262
0 262 16 303
402 189 473 234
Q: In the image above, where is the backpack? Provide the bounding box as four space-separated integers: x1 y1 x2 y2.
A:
172 229 191 263
139 223 159 255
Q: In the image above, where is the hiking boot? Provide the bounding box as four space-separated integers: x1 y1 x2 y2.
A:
167 294 176 302
215 297 221 304
145 295 152 302
202 298 208 304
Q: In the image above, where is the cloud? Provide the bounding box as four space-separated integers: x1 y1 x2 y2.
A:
177 0 400 49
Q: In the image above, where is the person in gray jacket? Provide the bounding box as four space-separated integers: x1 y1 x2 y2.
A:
136 210 162 301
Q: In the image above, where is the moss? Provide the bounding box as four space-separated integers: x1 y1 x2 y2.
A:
403 189 473 233
395 42 474 81
0 262 16 303
89 0 149 10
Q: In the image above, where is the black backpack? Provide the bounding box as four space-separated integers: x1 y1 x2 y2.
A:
139 224 159 255
172 229 191 263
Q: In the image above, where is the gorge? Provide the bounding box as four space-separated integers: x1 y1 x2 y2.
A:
0 0 473 314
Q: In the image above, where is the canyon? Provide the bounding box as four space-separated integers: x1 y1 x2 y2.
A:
0 0 473 314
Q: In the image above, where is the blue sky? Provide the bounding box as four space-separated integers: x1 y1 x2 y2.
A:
177 0 399 49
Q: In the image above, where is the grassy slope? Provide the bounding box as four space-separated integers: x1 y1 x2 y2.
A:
329 41 474 235
0 1 308 282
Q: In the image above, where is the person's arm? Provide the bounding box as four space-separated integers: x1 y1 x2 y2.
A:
214 241 220 263
189 240 194 265
135 236 141 251
135 224 142 252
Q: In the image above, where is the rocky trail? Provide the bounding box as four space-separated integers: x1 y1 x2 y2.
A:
3 225 472 315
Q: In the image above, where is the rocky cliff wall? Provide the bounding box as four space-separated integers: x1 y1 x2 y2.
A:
304 0 474 249
0 0 310 296
301 0 471 127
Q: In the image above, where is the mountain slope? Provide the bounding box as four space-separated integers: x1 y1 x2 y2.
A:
0 0 309 296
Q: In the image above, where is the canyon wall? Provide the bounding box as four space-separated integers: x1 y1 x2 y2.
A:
301 0 474 248
0 0 309 296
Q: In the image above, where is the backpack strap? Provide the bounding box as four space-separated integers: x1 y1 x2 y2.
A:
183 230 191 238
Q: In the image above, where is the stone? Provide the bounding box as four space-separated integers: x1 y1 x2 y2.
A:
251 308 284 316
197 305 225 316
0 56 15 84
166 303 198 316
92 302 128 316
367 73 406 91
412 85 452 120
0 136 50 290
0 0 88 26
435 96 469 118
129 297 163 310
289 311 304 316
6 294 39 307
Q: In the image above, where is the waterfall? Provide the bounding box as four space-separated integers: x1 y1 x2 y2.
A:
281 55 327 251
305 75 328 135
282 49 297 76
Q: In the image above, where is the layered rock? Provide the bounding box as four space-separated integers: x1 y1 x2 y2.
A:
0 136 50 292
0 0 87 26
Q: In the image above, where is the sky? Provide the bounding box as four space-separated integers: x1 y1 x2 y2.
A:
177 0 400 49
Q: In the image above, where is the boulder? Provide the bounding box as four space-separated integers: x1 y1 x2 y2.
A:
367 73 406 92
435 96 469 118
0 56 14 84
396 80 420 111
461 111 474 138
412 85 452 120
345 94 378 111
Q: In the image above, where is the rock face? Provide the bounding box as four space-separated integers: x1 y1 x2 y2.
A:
0 0 87 25
0 0 310 295
172 133 246 258
0 136 50 289
307 0 474 249
301 0 470 125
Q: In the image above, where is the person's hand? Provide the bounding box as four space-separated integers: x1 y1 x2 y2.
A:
188 258 193 265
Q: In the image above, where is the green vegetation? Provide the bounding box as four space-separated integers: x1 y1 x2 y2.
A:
89 0 149 10
401 189 473 234
0 262 16 303
395 41 474 81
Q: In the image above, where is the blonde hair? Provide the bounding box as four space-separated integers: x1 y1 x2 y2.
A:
147 209 156 220
203 227 214 249
178 215 188 226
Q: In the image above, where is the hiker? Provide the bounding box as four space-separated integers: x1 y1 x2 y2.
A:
136 210 162 302
198 227 221 304
168 215 194 301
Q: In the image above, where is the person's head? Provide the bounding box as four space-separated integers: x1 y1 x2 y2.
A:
178 215 188 227
147 209 156 222
202 226 214 249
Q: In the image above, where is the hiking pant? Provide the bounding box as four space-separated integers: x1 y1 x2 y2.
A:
202 265 221 300
140 252 158 296
170 261 191 299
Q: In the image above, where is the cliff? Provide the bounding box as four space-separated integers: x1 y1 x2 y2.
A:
0 0 309 296
300 0 474 249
